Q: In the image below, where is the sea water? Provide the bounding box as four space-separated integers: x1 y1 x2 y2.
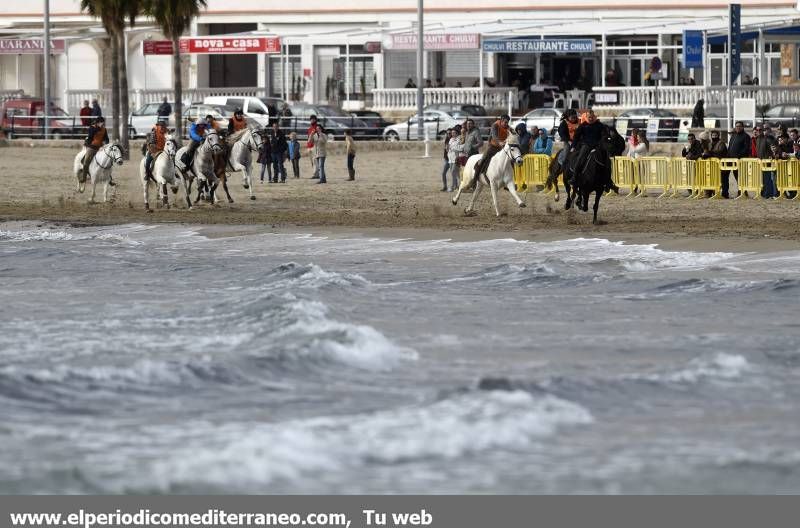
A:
1 223 799 494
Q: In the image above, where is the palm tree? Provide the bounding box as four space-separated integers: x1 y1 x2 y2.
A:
115 0 142 159
80 0 120 142
144 0 208 139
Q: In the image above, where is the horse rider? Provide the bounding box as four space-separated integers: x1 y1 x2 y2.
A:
472 114 510 184
228 108 248 134
557 109 580 164
144 117 168 181
570 110 605 180
181 115 210 168
82 116 114 186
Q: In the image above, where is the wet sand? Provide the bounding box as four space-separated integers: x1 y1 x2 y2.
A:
2 145 799 247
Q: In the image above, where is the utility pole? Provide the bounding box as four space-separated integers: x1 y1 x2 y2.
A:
43 0 51 140
416 0 424 142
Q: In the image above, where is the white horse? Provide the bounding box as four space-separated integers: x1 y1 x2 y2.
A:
175 129 224 207
226 128 262 201
73 142 124 204
451 135 526 217
140 134 179 211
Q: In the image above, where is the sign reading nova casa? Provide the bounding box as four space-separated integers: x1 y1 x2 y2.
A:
482 39 595 53
0 39 66 54
181 37 281 54
389 33 480 50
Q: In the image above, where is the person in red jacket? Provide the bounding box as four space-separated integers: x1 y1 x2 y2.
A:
306 115 320 178
79 100 92 127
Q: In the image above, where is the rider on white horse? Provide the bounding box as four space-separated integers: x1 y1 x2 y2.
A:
81 116 115 187
144 117 169 181
470 114 511 185
181 114 221 173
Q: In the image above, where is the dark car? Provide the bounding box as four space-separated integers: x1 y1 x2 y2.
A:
617 107 680 141
350 110 394 129
760 104 800 128
287 103 369 140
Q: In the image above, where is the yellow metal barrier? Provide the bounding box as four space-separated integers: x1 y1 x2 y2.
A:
514 154 551 193
736 158 763 199
636 157 671 198
777 159 800 199
668 158 695 197
612 156 639 197
694 158 721 198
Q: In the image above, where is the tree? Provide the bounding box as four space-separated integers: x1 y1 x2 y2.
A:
144 0 208 139
80 0 120 142
115 0 142 159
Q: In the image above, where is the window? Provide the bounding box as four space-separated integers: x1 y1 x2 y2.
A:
227 98 244 110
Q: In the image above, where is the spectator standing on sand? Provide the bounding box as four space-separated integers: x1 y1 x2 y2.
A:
626 130 649 159
462 119 483 157
90 99 102 119
533 128 553 155
257 130 273 183
79 100 92 127
446 127 464 192
754 125 778 198
345 129 356 181
724 121 750 198
515 122 533 154
682 133 703 160
157 97 171 118
310 125 328 184
288 132 301 178
692 99 705 128
440 127 452 191
270 122 288 183
705 130 728 159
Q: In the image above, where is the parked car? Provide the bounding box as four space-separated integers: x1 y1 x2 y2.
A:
350 110 394 131
510 108 562 137
203 96 290 128
183 103 229 131
129 101 176 137
760 103 800 127
288 103 370 140
382 110 459 142
617 107 678 130
1 98 80 139
424 103 487 120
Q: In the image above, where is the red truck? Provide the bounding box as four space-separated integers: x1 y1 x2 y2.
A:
1 98 81 139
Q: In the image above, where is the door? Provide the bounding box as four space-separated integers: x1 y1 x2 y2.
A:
552 58 581 91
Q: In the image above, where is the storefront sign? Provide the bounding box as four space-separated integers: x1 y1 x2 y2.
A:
181 37 281 54
142 40 175 55
594 91 618 104
364 41 382 54
0 39 65 54
482 39 595 54
389 33 479 50
682 30 703 69
730 3 742 84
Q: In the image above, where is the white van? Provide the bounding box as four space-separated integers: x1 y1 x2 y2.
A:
203 96 289 129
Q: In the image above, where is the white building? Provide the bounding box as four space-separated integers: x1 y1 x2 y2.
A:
1 0 800 115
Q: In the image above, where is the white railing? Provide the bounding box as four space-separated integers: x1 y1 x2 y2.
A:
593 85 800 110
64 86 268 115
370 87 518 112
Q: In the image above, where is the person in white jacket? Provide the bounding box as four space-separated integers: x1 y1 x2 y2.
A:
446 128 464 192
311 125 328 184
627 130 649 159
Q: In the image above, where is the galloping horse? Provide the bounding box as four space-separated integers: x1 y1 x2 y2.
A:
139 134 179 211
175 129 224 207
451 134 526 217
567 127 625 224
225 128 262 201
72 142 124 204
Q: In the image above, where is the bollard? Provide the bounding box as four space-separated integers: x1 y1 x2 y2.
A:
422 126 430 158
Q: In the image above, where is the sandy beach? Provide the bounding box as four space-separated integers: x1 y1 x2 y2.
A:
2 144 799 246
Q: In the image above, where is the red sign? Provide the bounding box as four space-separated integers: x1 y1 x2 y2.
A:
364 41 382 54
390 33 479 51
142 40 175 55
182 37 280 54
0 39 65 55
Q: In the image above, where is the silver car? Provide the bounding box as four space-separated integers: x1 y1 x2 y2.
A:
383 110 460 141
128 102 174 138
510 108 562 137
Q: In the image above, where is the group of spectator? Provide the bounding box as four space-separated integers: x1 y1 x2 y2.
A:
256 114 356 185
679 122 800 199
79 99 104 127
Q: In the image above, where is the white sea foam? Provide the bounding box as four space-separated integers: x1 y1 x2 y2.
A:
634 353 752 384
267 262 370 289
140 390 593 490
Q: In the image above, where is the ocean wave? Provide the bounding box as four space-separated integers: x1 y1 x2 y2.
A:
265 262 370 289
444 263 558 286
0 228 142 246
138 390 592 491
632 353 752 384
626 278 800 299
